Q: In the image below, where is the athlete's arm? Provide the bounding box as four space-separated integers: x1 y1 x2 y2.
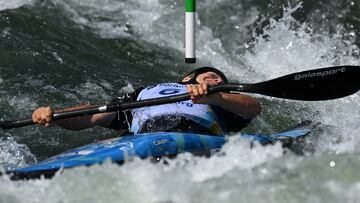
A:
186 83 261 119
32 88 143 130
32 105 116 130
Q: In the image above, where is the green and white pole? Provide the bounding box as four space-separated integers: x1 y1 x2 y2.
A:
185 0 196 63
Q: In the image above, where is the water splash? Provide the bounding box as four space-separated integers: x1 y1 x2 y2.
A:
0 135 36 170
239 2 360 153
0 0 34 11
243 2 359 80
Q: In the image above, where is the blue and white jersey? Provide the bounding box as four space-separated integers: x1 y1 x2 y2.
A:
130 83 224 134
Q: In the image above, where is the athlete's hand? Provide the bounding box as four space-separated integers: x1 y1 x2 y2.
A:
32 107 54 127
186 83 219 104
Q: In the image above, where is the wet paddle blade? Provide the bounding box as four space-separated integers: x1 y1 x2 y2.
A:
246 65 360 100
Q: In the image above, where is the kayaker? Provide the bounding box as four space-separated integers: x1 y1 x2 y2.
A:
32 67 261 135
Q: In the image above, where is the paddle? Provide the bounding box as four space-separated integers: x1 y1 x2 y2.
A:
1 65 359 129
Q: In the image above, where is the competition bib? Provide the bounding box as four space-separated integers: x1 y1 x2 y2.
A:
130 83 224 134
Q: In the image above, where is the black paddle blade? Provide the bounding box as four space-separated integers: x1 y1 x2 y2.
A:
249 66 360 101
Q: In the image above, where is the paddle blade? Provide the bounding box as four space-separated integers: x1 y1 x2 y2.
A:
250 66 360 101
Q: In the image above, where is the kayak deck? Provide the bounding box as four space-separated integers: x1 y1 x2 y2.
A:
5 126 312 180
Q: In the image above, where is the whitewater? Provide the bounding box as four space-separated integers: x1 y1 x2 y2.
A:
0 0 359 202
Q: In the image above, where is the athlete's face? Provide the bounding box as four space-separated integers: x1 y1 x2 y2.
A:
181 71 223 85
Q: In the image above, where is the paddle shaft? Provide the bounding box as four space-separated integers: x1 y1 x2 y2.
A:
1 65 359 129
0 84 242 129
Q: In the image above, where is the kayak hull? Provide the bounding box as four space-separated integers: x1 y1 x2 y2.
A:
8 128 311 180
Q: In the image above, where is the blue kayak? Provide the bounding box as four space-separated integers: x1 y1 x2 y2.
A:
7 127 312 180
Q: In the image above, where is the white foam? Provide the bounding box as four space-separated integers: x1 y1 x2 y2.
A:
170 135 285 183
0 137 286 202
0 0 34 11
243 3 357 79
0 136 36 170
240 3 360 152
